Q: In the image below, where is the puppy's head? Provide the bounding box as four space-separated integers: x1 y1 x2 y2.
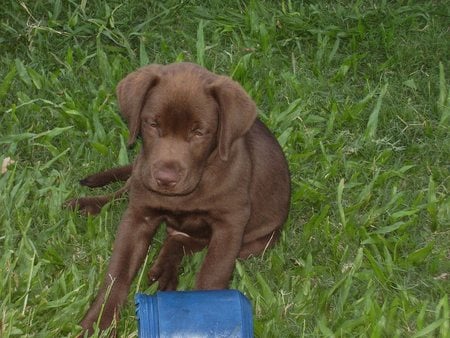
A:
116 62 256 195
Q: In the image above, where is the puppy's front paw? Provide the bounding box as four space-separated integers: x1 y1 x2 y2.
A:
148 262 179 291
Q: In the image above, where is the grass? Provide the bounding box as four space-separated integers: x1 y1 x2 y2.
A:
1 0 449 337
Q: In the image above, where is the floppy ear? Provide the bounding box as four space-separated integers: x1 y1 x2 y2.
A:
208 76 257 161
116 65 161 146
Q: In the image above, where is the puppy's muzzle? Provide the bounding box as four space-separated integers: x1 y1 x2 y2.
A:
153 162 182 188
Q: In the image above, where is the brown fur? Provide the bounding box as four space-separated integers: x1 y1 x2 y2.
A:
66 62 290 335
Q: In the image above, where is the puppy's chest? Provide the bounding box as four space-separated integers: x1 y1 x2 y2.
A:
161 209 212 239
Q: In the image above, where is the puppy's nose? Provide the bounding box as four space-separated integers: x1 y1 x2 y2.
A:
154 167 179 188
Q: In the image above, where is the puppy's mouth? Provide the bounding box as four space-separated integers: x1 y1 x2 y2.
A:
149 184 195 196
141 173 199 197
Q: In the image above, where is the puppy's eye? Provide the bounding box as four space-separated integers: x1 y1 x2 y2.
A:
191 129 204 137
144 119 158 128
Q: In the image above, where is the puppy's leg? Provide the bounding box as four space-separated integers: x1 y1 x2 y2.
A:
148 229 207 290
65 180 130 215
195 216 248 290
80 208 160 335
238 230 280 259
80 165 132 188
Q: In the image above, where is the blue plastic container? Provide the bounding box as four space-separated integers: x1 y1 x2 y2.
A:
135 290 254 338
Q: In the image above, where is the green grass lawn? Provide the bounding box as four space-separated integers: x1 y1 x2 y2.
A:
1 1 449 337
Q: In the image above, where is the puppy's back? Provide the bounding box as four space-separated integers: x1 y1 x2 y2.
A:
243 119 290 242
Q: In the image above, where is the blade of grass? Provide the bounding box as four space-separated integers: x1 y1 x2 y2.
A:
40 148 70 171
0 64 16 99
337 178 347 229
336 248 363 314
427 176 438 231
196 20 205 66
412 318 446 338
14 58 32 87
438 62 450 126
364 83 388 141
436 295 449 338
139 37 150 67
0 126 73 144
22 252 36 315
407 244 433 265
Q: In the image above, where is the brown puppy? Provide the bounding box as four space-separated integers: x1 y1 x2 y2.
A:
69 62 290 334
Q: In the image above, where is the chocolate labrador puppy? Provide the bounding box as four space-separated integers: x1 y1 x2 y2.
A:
67 62 290 334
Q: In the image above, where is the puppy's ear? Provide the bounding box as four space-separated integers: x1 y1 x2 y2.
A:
116 65 161 146
208 76 257 161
